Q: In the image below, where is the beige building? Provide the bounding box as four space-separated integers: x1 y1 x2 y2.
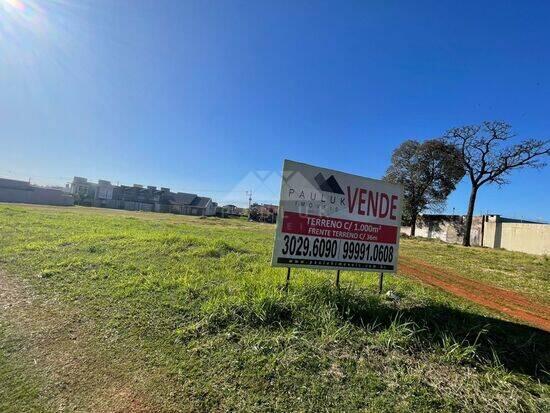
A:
401 214 550 255
482 215 550 255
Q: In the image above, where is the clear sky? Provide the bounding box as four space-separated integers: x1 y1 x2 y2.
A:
1 0 549 219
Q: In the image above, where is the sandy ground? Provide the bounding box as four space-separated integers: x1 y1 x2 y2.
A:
399 256 550 332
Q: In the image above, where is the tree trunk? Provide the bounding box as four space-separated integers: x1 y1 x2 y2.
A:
462 186 478 247
410 213 418 236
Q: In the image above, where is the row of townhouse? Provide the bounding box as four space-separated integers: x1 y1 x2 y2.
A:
70 177 217 216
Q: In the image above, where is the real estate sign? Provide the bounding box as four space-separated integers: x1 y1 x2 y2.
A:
272 160 403 272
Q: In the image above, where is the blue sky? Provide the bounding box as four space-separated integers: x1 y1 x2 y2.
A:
1 0 549 219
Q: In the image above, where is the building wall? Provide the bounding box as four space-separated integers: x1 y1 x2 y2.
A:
71 181 97 199
122 201 153 212
205 202 217 216
0 185 74 206
155 203 169 213
96 185 113 200
402 216 465 244
400 226 412 236
483 221 550 255
469 216 484 247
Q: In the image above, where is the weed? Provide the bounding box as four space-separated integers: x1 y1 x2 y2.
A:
372 313 423 351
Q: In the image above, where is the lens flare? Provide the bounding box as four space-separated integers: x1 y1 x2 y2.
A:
3 0 26 11
1 0 86 98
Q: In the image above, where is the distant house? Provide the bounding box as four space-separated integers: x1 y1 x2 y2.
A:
250 203 278 223
70 177 97 201
223 204 238 215
96 180 114 200
189 196 217 216
218 204 243 216
164 191 217 216
109 184 158 212
0 178 73 206
169 192 197 215
258 203 278 216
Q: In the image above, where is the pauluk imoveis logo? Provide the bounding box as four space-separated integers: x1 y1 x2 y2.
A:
314 173 345 194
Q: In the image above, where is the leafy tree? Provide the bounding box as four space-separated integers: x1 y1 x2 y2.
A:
445 121 549 246
384 139 465 236
248 203 261 221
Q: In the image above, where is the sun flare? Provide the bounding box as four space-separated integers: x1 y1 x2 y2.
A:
3 0 26 12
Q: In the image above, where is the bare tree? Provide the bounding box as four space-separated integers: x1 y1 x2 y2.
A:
445 121 549 246
384 139 464 236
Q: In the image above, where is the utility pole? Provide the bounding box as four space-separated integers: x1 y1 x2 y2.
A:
246 190 252 219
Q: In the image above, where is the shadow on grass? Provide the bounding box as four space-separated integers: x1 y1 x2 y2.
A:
304 285 550 382
201 282 548 382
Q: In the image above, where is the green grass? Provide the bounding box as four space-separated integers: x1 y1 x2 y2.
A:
0 204 548 412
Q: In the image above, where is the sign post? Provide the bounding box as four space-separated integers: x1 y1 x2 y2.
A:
285 267 291 291
378 272 384 294
272 160 403 283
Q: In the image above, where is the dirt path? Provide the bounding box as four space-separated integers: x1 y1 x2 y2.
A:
0 270 155 412
399 256 550 332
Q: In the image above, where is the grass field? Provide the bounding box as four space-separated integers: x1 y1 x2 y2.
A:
1 204 549 412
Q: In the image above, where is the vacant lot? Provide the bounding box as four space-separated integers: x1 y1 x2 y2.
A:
0 204 549 412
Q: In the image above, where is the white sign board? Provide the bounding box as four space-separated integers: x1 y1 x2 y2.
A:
272 160 403 272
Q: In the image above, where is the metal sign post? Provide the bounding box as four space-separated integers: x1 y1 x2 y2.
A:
336 270 340 288
284 267 291 291
378 272 384 294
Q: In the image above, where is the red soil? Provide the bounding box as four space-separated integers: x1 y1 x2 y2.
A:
399 256 550 332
